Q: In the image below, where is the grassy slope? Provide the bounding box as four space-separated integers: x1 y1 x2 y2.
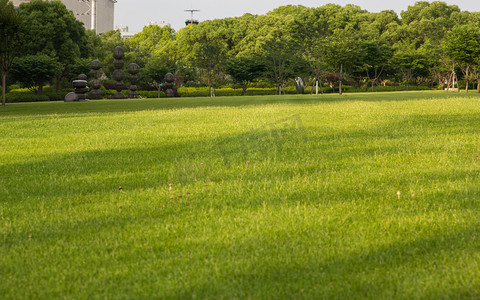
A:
1 91 480 299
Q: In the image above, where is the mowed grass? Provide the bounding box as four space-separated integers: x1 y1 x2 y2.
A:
1 91 480 299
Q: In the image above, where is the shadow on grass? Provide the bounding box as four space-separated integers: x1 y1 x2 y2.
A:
2 109 480 205
168 224 480 299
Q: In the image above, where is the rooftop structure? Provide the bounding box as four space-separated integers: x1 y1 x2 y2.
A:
185 9 200 26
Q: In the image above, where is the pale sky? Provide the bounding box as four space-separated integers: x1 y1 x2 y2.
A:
115 0 479 33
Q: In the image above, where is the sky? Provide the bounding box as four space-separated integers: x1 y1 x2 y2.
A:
114 0 479 33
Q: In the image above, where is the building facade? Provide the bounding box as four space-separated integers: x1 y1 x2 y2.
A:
116 22 172 39
12 0 115 34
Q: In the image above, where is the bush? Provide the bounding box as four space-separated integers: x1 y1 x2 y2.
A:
178 87 280 97
101 90 164 99
6 91 50 102
5 87 73 103
138 90 164 98
3 84 433 103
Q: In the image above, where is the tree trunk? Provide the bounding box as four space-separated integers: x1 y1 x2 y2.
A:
210 85 215 97
1 71 6 106
158 86 161 98
465 66 470 93
310 77 316 95
477 79 480 93
446 72 452 91
371 80 374 93
339 64 343 96
242 86 247 96
56 75 62 93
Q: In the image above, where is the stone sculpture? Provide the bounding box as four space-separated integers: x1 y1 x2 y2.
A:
295 77 304 94
163 73 179 97
112 46 126 99
65 74 89 102
89 59 104 99
127 63 140 98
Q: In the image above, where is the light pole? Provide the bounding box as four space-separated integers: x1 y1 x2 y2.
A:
91 0 96 31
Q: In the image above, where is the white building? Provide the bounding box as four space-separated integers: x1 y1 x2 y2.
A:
12 0 116 34
115 25 136 39
147 21 171 28
116 21 172 39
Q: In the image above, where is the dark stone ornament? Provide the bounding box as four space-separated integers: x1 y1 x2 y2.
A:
89 59 104 99
65 74 89 102
112 46 126 99
127 63 140 98
163 72 179 98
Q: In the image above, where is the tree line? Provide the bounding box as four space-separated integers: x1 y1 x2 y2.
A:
2 0 480 105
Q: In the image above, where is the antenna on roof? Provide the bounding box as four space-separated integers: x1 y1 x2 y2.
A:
185 9 200 26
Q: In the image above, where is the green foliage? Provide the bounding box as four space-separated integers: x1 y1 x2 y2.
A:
176 20 229 96
0 0 23 105
17 0 88 60
356 39 394 91
225 56 265 94
393 47 431 89
127 24 175 59
5 86 71 102
17 0 89 92
70 58 93 80
5 1 480 98
96 30 126 62
240 14 309 94
138 90 165 98
10 54 60 93
444 24 480 64
138 56 175 88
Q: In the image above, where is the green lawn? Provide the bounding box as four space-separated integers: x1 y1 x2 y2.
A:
1 91 480 299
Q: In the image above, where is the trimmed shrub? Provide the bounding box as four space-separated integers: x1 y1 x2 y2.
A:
5 87 73 103
6 91 49 102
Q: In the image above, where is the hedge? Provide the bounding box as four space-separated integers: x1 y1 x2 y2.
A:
5 88 73 103
2 85 433 103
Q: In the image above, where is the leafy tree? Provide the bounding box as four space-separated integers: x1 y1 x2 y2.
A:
11 54 60 93
323 30 360 95
239 14 306 95
399 1 461 48
176 21 228 96
225 56 264 95
96 30 126 61
70 58 93 79
393 46 431 90
139 56 176 97
291 6 330 94
389 1 463 86
0 0 23 106
91 30 129 78
258 29 299 94
85 30 106 61
127 24 175 59
17 0 89 92
357 39 393 92
444 24 480 93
